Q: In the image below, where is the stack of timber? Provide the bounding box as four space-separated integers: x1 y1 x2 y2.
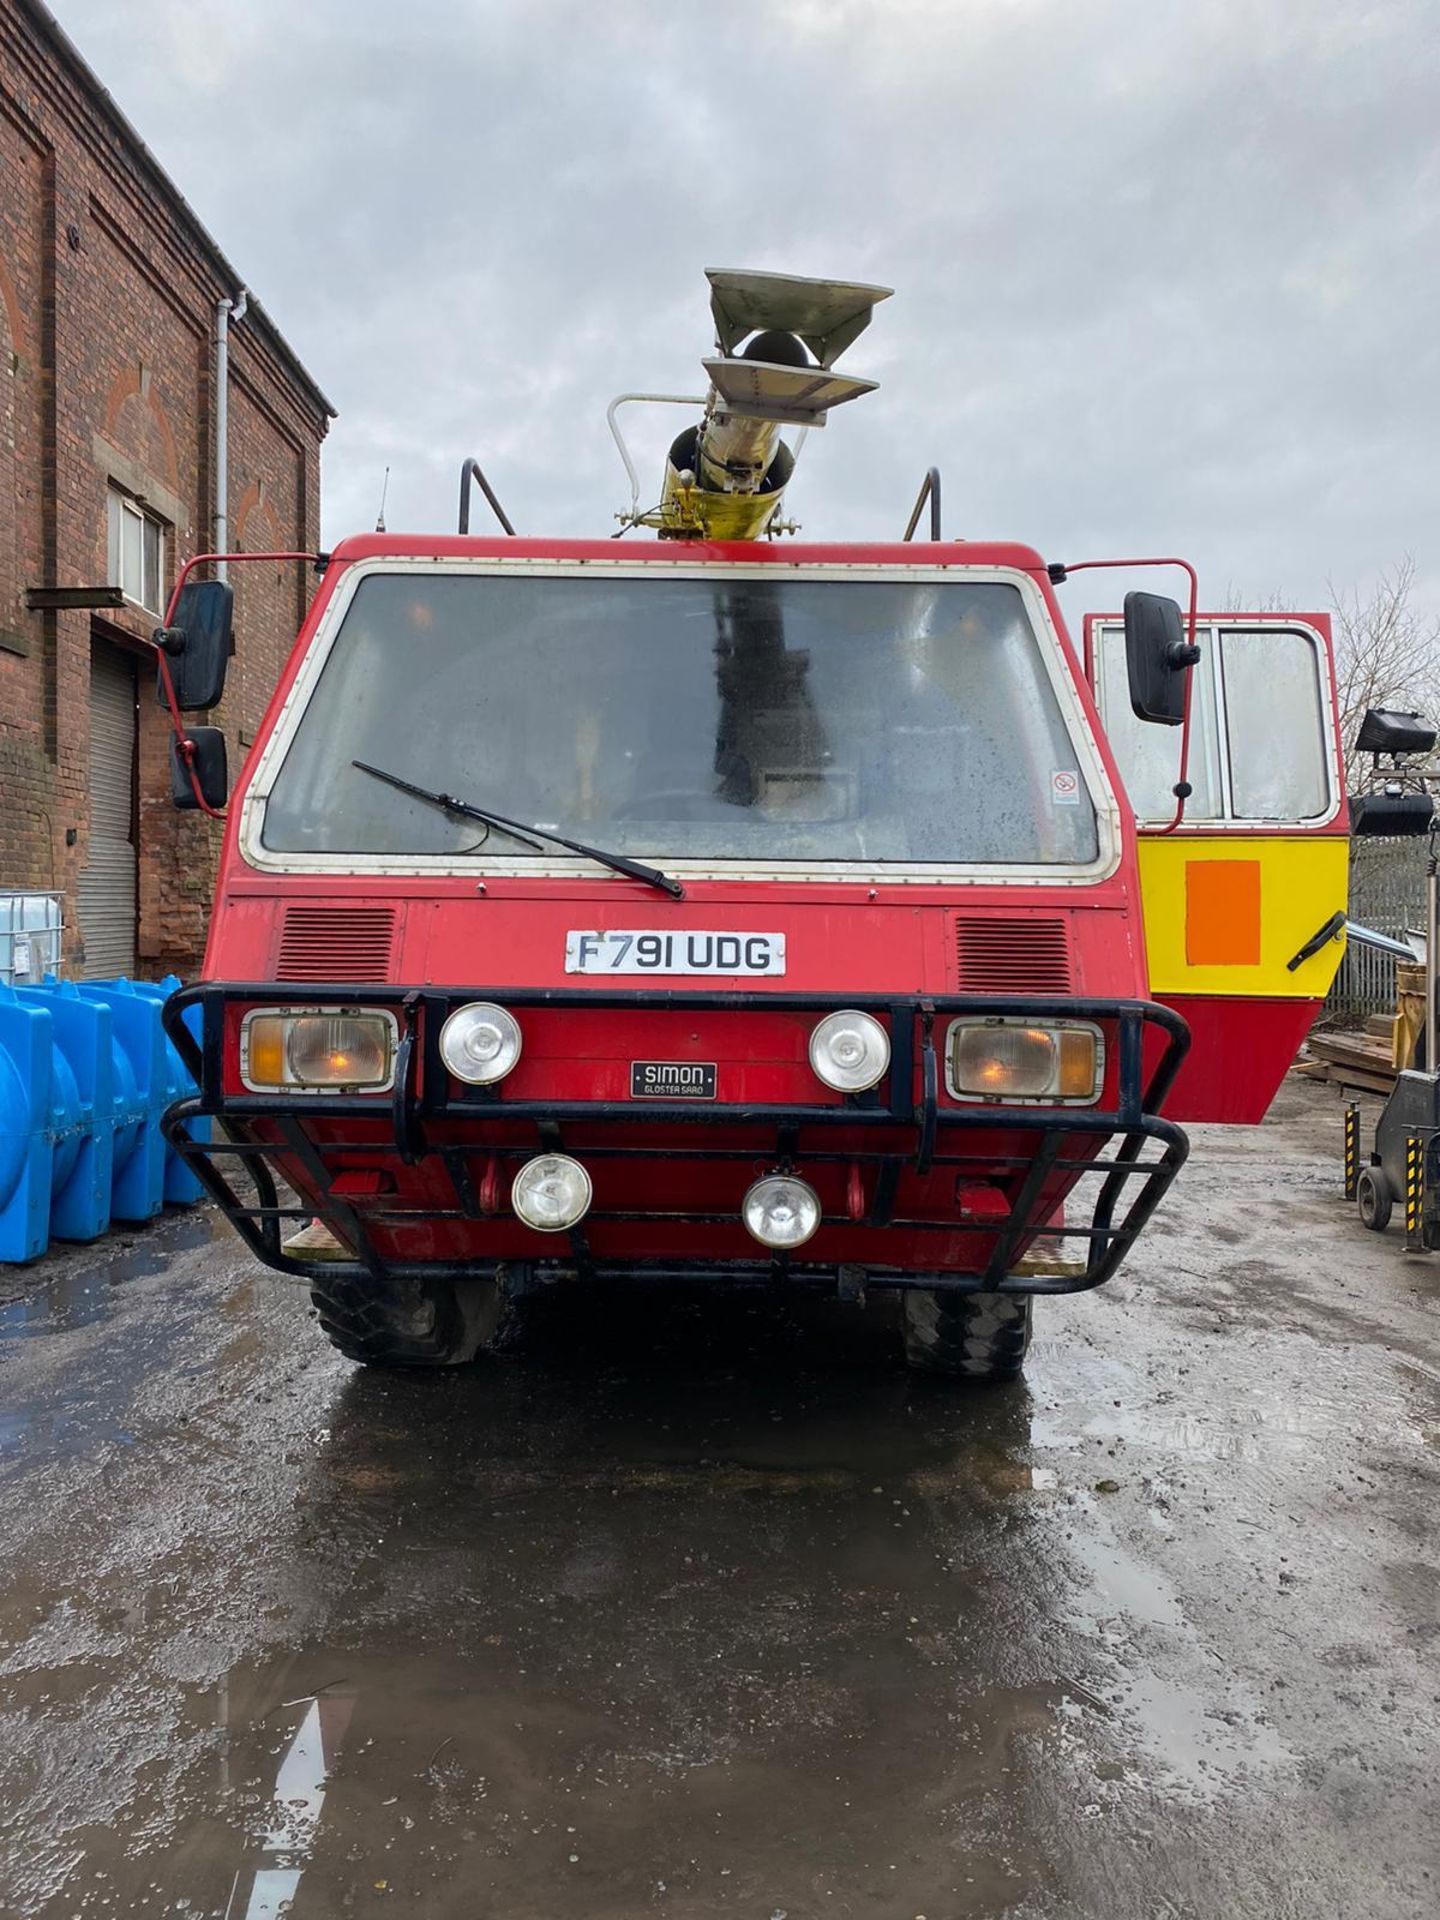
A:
1298 1017 1397 1096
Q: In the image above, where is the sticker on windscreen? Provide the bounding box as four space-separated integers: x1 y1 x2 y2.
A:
1050 769 1081 806
566 930 786 975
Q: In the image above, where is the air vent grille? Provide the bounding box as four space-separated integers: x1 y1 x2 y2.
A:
954 916 1072 994
277 906 398 983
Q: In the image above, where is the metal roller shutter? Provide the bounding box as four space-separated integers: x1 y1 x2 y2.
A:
78 640 138 979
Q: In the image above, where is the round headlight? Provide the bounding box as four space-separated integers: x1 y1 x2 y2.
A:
808 1010 890 1092
439 1002 522 1084
512 1154 592 1232
742 1174 822 1250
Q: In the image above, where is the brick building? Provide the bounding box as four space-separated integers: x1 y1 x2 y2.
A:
0 0 332 977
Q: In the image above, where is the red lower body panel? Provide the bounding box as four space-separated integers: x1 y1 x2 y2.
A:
1155 995 1321 1124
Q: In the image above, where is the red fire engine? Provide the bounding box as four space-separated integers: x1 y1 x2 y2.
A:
160 271 1350 1380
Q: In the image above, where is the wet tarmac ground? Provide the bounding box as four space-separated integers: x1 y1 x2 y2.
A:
0 1078 1437 1919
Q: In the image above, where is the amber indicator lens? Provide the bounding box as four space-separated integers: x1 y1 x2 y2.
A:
243 1015 287 1089
1057 1027 1099 1098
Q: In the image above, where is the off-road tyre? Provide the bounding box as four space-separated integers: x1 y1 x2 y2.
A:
310 1272 503 1368
1357 1165 1393 1233
902 1287 1033 1381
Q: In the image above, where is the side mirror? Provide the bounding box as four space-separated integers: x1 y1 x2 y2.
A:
1351 789 1433 837
1354 707 1437 758
170 726 229 811
1123 591 1200 726
154 579 235 711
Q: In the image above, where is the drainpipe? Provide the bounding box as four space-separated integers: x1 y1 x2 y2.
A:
214 288 248 580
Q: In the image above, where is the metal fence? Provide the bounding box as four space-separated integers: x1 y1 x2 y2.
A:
1328 837 1427 1020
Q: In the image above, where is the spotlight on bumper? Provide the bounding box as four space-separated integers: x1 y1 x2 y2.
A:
512 1154 592 1232
808 1008 890 1092
742 1174 822 1250
439 1002 522 1085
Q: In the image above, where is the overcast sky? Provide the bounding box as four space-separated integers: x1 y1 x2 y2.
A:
51 0 1439 624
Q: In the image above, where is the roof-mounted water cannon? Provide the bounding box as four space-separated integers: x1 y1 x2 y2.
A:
609 268 892 541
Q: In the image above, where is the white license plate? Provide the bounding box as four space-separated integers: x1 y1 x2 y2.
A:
565 930 786 976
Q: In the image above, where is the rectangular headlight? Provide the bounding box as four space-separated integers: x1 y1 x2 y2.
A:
240 1007 398 1092
946 1018 1104 1106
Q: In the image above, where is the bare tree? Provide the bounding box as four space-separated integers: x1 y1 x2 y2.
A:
1328 558 1440 793
1226 558 1440 792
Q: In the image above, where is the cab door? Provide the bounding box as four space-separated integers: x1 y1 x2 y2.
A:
1086 612 1346 1122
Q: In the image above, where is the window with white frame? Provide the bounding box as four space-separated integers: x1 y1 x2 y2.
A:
1093 621 1334 826
106 487 167 615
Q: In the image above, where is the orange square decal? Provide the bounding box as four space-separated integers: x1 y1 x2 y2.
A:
1185 860 1261 966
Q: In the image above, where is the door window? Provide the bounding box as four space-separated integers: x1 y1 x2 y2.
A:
1093 619 1334 827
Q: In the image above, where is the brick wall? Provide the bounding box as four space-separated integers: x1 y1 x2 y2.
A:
0 0 331 977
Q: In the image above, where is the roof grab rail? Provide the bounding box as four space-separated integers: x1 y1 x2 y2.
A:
902 467 942 542
458 458 516 536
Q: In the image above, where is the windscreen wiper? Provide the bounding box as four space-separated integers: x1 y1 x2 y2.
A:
351 760 684 899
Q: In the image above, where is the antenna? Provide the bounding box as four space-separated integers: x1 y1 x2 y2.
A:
375 465 390 533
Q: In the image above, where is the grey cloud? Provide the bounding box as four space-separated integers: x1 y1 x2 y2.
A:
51 0 1440 621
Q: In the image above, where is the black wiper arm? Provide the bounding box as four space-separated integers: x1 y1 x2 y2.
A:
351 761 684 899
352 761 546 849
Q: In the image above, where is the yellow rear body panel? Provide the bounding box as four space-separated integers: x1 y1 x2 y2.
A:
1137 834 1349 1000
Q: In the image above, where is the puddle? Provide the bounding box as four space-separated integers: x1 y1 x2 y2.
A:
1037 1402 1324 1464
1032 1373 1432 1464
0 1404 135 1460
0 1247 1429 1918
0 1271 125 1340
0 1210 218 1345
228 1688 356 1919
1114 1664 1288 1794
0 1212 226 1470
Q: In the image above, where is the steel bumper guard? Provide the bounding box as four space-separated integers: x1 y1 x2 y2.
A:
161 985 1190 1297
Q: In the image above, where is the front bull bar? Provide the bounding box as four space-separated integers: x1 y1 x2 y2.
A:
160 985 1190 1296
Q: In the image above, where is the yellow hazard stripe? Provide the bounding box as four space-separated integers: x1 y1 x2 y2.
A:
1406 1135 1423 1239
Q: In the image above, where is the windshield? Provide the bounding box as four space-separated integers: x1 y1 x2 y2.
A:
259 571 1100 867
